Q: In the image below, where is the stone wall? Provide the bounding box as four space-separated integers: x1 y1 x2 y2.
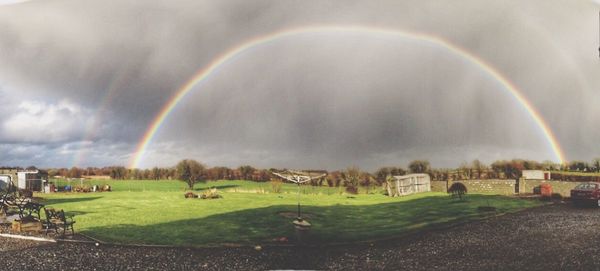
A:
520 179 583 197
433 179 585 197
431 179 516 195
431 181 447 193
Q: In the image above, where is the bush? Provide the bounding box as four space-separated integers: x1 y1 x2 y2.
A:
342 167 361 194
184 192 198 198
200 188 222 199
73 186 90 193
101 184 112 192
448 182 467 200
345 186 359 195
549 193 563 201
270 179 283 194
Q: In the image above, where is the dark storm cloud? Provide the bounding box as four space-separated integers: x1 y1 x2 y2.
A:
153 37 550 169
0 0 598 169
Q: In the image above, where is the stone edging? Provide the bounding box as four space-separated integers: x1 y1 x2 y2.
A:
0 233 57 243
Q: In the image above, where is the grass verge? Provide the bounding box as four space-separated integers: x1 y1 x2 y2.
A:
39 180 542 246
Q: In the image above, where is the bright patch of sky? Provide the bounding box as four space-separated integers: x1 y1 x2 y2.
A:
0 0 29 6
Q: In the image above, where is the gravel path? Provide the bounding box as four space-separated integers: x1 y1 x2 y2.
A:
2 203 600 270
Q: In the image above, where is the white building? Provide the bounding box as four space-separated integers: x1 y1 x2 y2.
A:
17 171 45 191
0 168 47 192
522 170 551 180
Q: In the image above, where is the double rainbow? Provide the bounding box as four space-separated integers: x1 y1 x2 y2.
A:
129 25 566 168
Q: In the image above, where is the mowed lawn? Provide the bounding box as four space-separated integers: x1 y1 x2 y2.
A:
38 180 542 246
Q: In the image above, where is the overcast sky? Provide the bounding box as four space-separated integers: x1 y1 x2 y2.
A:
0 0 599 170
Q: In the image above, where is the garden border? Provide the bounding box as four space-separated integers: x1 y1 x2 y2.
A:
0 233 56 243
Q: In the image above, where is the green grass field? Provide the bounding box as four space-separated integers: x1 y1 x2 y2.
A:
49 179 384 195
38 180 542 246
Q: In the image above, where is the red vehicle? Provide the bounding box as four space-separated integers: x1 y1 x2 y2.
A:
571 182 600 206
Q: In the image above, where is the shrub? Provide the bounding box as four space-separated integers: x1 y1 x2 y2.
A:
73 186 90 193
270 179 283 193
342 167 361 194
448 182 467 200
184 192 198 198
200 188 222 199
101 184 112 192
550 193 563 201
345 186 359 195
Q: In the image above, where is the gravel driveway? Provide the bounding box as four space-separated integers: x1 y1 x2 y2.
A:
2 203 600 270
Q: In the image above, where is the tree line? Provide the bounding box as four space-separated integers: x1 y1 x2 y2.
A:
45 164 272 181
40 158 600 187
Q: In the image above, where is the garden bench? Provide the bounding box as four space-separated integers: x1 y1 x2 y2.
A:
0 194 32 217
44 208 75 235
1 195 44 220
17 201 45 221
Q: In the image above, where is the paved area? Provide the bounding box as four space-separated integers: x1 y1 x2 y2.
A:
1 203 600 270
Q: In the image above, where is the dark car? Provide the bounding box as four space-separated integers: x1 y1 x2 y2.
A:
571 182 600 206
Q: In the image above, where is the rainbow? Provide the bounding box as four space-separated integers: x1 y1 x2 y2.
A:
129 25 566 168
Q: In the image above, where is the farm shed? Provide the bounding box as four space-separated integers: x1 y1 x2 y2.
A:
387 173 431 197
0 168 47 192
522 170 550 180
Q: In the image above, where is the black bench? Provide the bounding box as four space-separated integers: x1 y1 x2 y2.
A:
17 201 45 221
0 194 43 220
44 208 75 235
0 193 16 215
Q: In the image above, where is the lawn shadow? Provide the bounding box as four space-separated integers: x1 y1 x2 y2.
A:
448 199 470 204
83 194 532 248
41 196 102 206
194 185 240 191
64 210 93 216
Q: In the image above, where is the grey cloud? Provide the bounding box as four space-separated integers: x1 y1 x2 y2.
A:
0 0 597 169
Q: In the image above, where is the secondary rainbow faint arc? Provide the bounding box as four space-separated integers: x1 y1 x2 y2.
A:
72 68 132 167
129 25 567 168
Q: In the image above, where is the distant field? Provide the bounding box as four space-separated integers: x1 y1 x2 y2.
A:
550 171 600 177
49 179 385 195
51 179 188 192
39 180 542 246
